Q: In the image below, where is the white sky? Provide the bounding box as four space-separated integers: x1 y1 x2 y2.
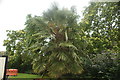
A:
0 0 90 51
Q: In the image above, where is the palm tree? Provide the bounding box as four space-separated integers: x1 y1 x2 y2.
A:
25 4 86 78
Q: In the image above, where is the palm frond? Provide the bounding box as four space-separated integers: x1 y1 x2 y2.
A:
59 42 78 50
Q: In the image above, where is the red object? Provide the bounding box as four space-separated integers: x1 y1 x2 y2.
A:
6 69 18 76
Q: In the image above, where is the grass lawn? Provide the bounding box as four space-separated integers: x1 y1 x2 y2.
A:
8 73 42 79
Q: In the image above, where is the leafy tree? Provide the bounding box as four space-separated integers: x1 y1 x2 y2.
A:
25 5 88 78
4 4 89 78
81 2 119 54
80 2 120 79
4 30 32 72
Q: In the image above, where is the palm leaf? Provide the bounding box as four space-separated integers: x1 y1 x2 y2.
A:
59 42 78 50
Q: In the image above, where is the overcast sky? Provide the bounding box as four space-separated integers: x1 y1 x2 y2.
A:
0 0 90 51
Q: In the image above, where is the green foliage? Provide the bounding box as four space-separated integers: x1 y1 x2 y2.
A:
4 30 32 72
82 53 120 79
81 2 119 54
4 2 120 79
4 4 87 78
26 5 86 78
80 2 120 79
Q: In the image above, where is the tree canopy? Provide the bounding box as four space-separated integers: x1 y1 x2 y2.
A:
4 2 120 79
